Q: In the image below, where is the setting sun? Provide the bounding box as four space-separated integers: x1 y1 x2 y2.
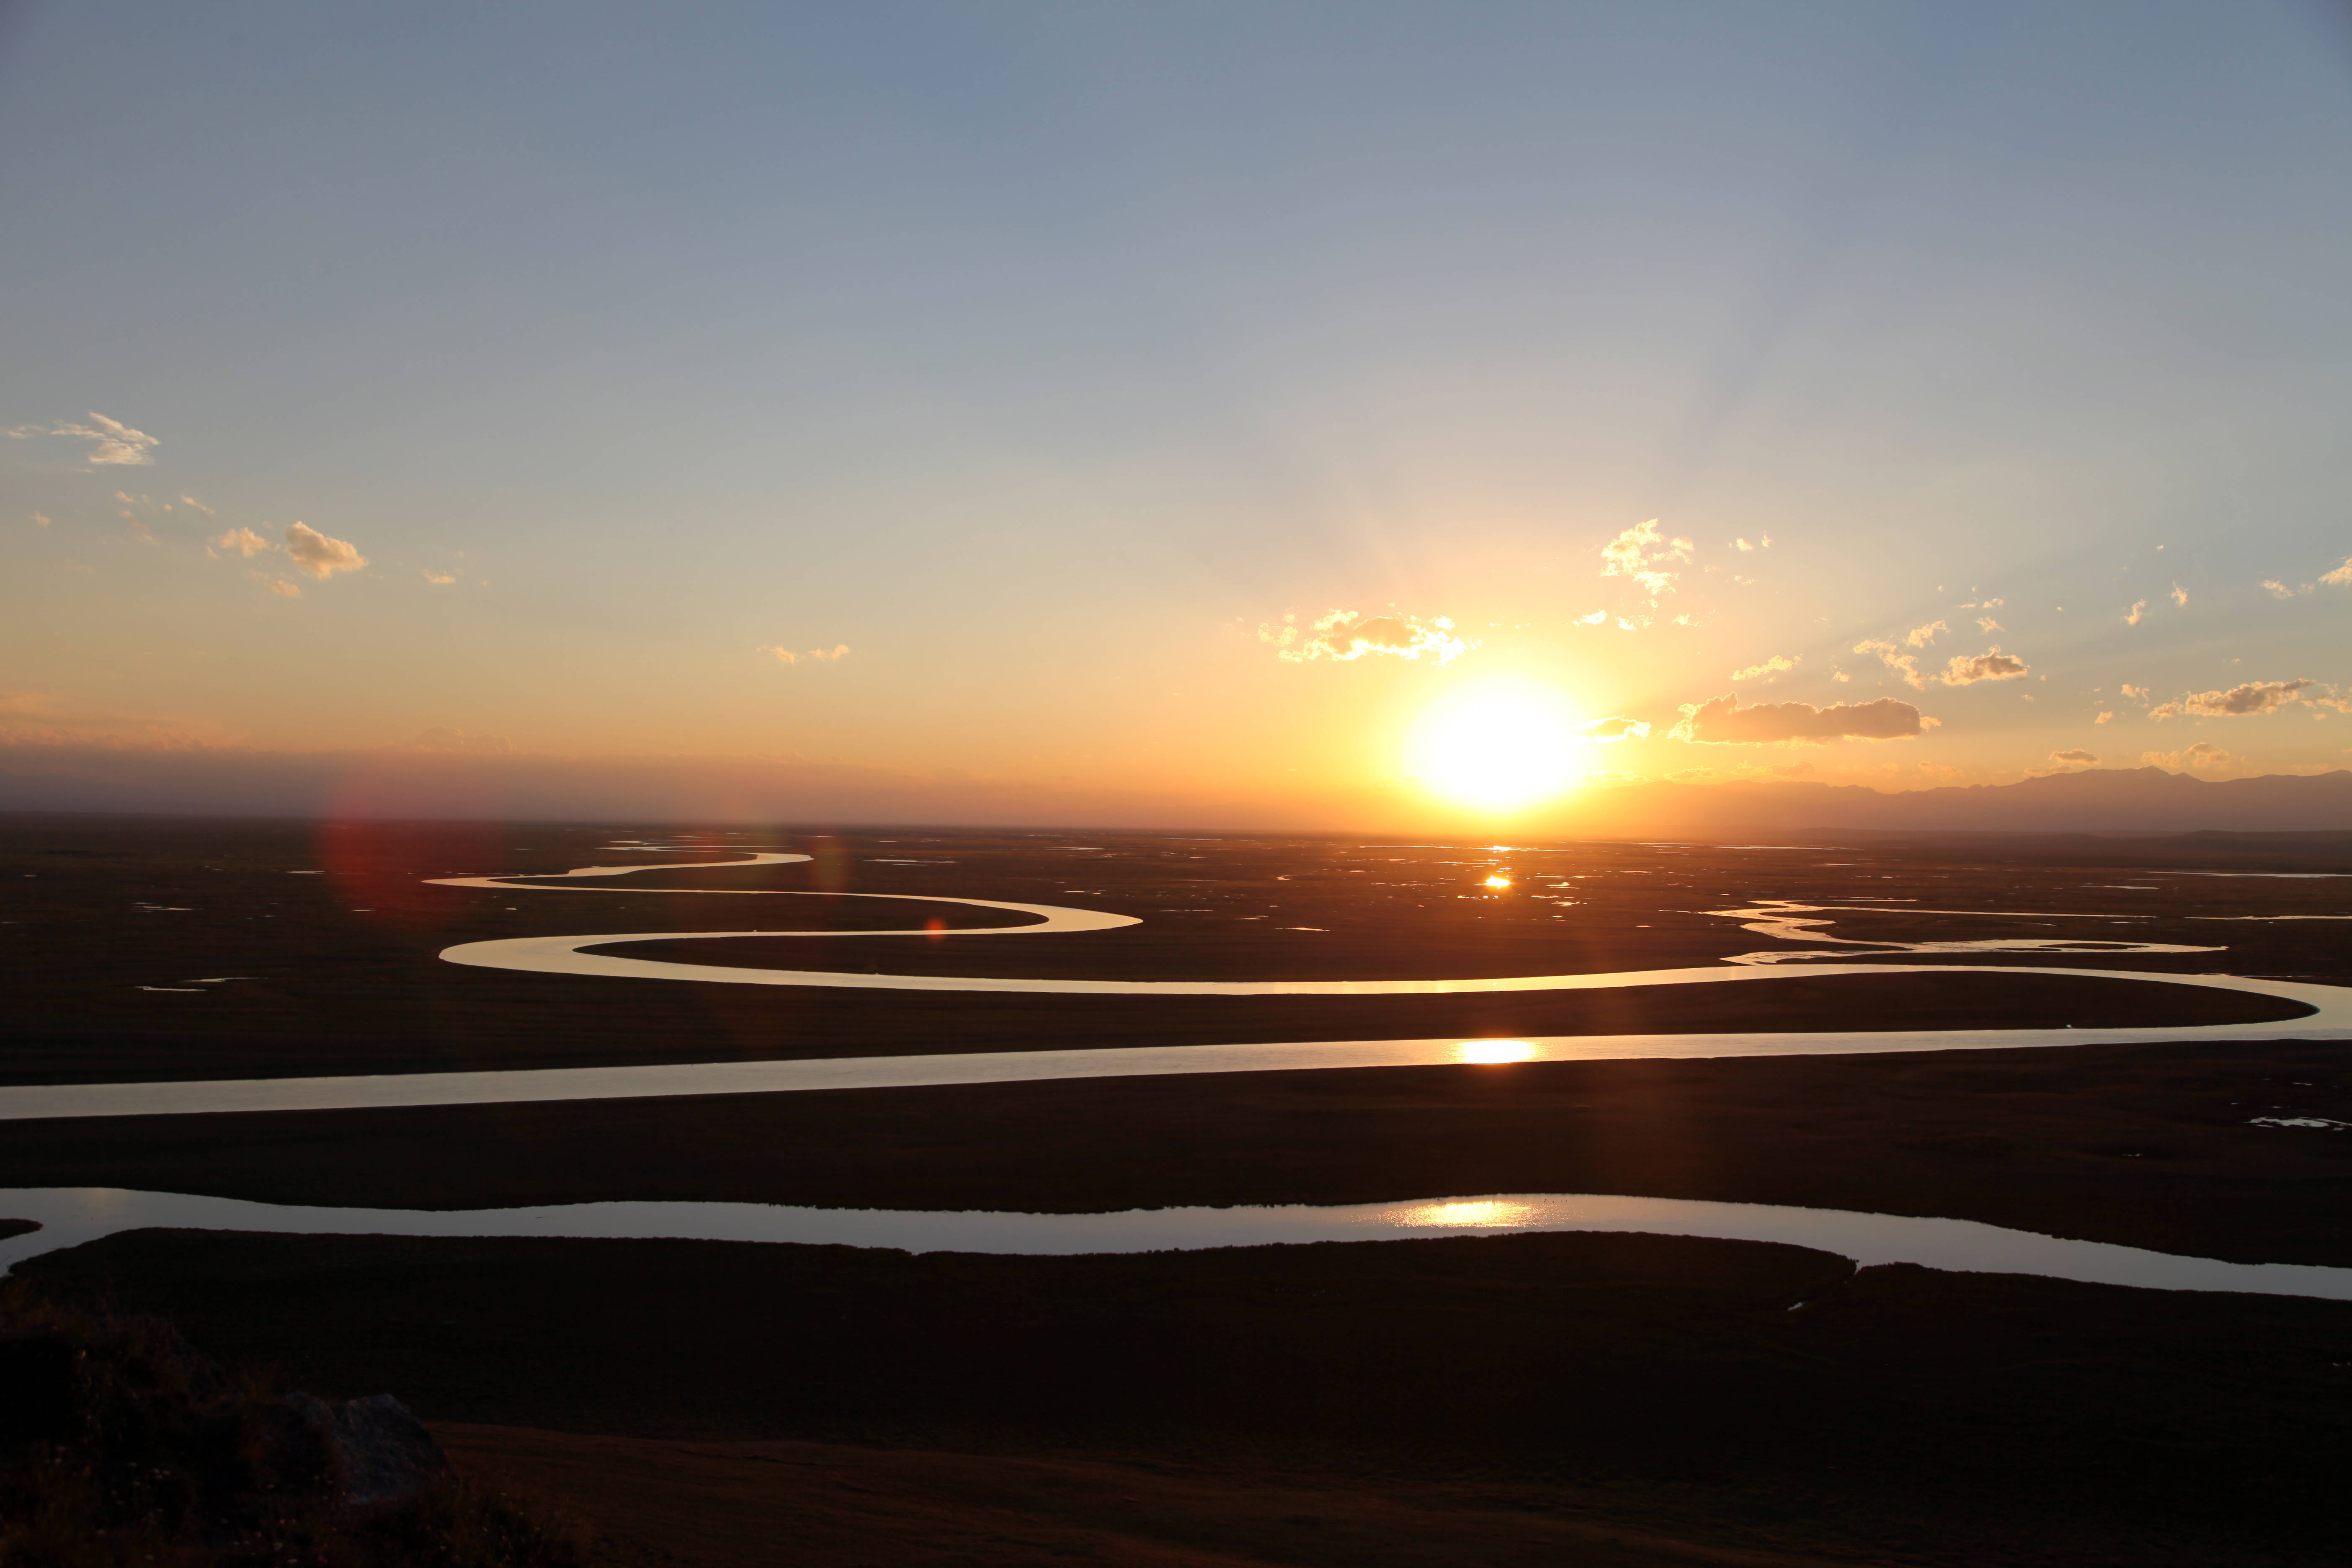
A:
1407 678 1581 814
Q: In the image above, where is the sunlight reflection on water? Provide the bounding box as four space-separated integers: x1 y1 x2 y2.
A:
5 1187 2348 1302
1394 1199 1537 1228
1455 1040 1537 1065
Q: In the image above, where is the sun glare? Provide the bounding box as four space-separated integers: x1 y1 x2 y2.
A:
1456 1039 1537 1064
1408 678 1581 813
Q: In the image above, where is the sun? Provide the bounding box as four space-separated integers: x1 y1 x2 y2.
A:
1407 677 1581 813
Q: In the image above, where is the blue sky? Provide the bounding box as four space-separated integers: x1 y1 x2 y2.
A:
4 1 2349 823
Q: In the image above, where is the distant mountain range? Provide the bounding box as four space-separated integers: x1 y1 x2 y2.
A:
3 744 2349 836
1562 767 2352 836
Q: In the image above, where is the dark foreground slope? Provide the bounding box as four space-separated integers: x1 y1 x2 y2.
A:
17 1227 2352 1568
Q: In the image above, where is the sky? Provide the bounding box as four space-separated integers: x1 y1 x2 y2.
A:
4 1 2351 828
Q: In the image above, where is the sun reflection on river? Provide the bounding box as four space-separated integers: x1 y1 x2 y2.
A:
1456 1039 1535 1064
1397 1200 1537 1229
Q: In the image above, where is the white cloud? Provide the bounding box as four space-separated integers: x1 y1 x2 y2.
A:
1574 609 1607 626
1579 716 1651 742
2125 600 2147 626
2320 557 2352 587
2170 583 2188 608
2156 680 2316 720
207 526 273 559
2143 741 2234 772
267 579 302 598
423 569 457 586
281 521 367 579
2121 683 2148 700
7 411 161 466
1904 620 1947 648
1938 649 2030 686
2308 686 2352 714
758 642 851 665
2149 678 2312 720
1671 692 1937 745
1730 654 1797 682
2094 711 2115 725
2263 579 2313 599
1599 518 1693 601
1854 638 1924 689
1259 609 1470 665
1975 616 2003 633
2049 749 2098 765
178 494 215 518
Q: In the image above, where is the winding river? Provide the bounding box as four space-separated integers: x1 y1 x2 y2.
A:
5 846 2347 1123
8 846 2346 1301
6 1186 2349 1301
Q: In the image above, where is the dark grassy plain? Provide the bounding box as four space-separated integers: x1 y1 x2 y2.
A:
5 813 2352 1565
6 814 2346 1084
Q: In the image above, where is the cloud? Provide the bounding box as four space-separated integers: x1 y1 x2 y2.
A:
1856 637 2022 688
423 569 456 585
2125 600 2147 626
178 495 215 518
1975 616 2003 632
1574 610 1607 626
401 727 512 755
2170 583 2188 608
2049 749 2098 765
0 691 228 750
267 580 302 598
2307 686 2352 714
30 513 49 528
1670 692 1937 746
2121 683 2148 699
1665 760 1816 783
207 526 273 558
281 521 367 579
2322 557 2352 587
2149 678 2313 720
2263 579 2313 599
5 411 161 467
1730 534 1772 552
758 643 851 665
1599 518 1693 601
2143 741 2235 772
1937 649 2030 685
1259 609 1470 665
1957 597 2005 609
1578 716 1651 743
1854 638 1924 689
1730 654 1797 682
2094 710 2114 725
